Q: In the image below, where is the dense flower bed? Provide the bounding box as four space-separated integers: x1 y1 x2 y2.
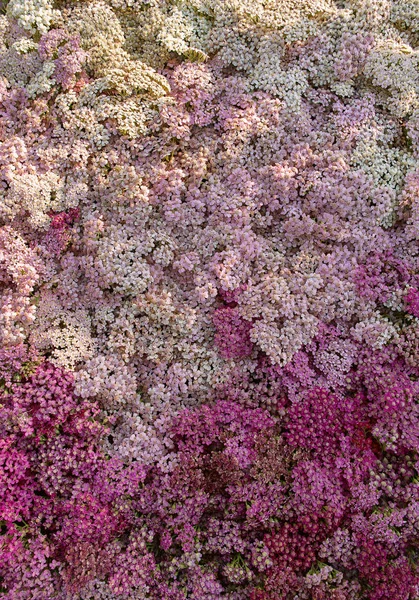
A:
2 0 419 597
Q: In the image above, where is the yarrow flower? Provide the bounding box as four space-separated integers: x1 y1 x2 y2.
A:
2 0 419 597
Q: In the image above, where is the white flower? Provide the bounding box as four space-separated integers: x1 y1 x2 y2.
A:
7 0 60 34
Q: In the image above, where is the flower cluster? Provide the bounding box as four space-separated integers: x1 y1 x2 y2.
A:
2 0 419 597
